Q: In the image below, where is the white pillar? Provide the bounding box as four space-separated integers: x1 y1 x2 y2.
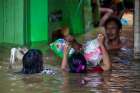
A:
134 0 140 59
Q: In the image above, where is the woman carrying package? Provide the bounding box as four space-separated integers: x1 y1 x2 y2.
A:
61 33 111 73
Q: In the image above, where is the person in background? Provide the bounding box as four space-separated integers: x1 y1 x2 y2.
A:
111 0 125 18
104 16 133 65
52 26 82 51
91 0 113 26
104 16 131 51
52 27 74 42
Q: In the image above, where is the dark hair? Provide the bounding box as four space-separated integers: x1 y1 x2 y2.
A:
22 49 43 74
104 16 122 29
52 29 64 42
68 52 87 73
52 26 70 42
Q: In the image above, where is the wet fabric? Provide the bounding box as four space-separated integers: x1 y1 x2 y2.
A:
87 66 104 73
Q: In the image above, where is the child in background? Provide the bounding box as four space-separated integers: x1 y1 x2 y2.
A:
52 27 74 42
52 26 82 52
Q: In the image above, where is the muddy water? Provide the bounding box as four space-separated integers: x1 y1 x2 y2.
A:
0 46 140 93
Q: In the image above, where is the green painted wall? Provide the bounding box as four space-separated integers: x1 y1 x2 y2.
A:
48 0 84 40
3 0 24 45
48 0 67 41
30 0 48 44
83 0 93 32
0 0 24 45
0 0 84 45
30 0 84 44
0 0 49 45
65 0 84 35
0 0 4 43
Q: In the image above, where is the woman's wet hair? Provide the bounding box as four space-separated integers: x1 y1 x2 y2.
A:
104 16 122 29
68 52 87 73
22 49 43 74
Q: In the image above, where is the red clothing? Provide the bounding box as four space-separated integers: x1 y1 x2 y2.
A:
87 66 104 73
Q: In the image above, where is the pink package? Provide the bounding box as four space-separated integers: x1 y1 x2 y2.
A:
84 39 102 66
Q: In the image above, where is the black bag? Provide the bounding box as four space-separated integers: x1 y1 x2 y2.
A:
22 49 43 74
68 52 87 73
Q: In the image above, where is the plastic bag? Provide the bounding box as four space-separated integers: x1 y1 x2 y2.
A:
84 39 102 66
50 39 74 58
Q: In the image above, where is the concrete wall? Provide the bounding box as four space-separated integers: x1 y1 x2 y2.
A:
134 0 140 59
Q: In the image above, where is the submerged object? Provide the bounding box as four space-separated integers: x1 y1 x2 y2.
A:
41 68 56 75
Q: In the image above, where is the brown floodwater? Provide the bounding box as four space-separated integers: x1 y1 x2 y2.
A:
0 45 140 93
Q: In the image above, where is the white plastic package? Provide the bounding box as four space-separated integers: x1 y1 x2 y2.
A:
84 39 102 66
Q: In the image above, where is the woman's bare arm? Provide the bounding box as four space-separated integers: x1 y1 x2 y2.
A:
98 34 111 71
61 44 69 71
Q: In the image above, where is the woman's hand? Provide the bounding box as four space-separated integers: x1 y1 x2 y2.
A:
63 43 70 56
61 43 70 71
97 33 105 47
97 34 111 71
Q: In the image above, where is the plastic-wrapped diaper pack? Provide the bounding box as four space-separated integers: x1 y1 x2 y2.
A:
84 39 102 66
50 39 74 58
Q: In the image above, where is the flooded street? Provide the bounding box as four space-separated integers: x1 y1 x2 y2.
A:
0 53 140 93
0 38 140 93
0 16 139 92
0 0 139 92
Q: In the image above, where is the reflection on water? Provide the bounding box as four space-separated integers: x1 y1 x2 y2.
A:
0 47 140 93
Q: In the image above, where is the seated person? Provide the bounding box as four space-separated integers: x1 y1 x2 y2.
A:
61 33 111 73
